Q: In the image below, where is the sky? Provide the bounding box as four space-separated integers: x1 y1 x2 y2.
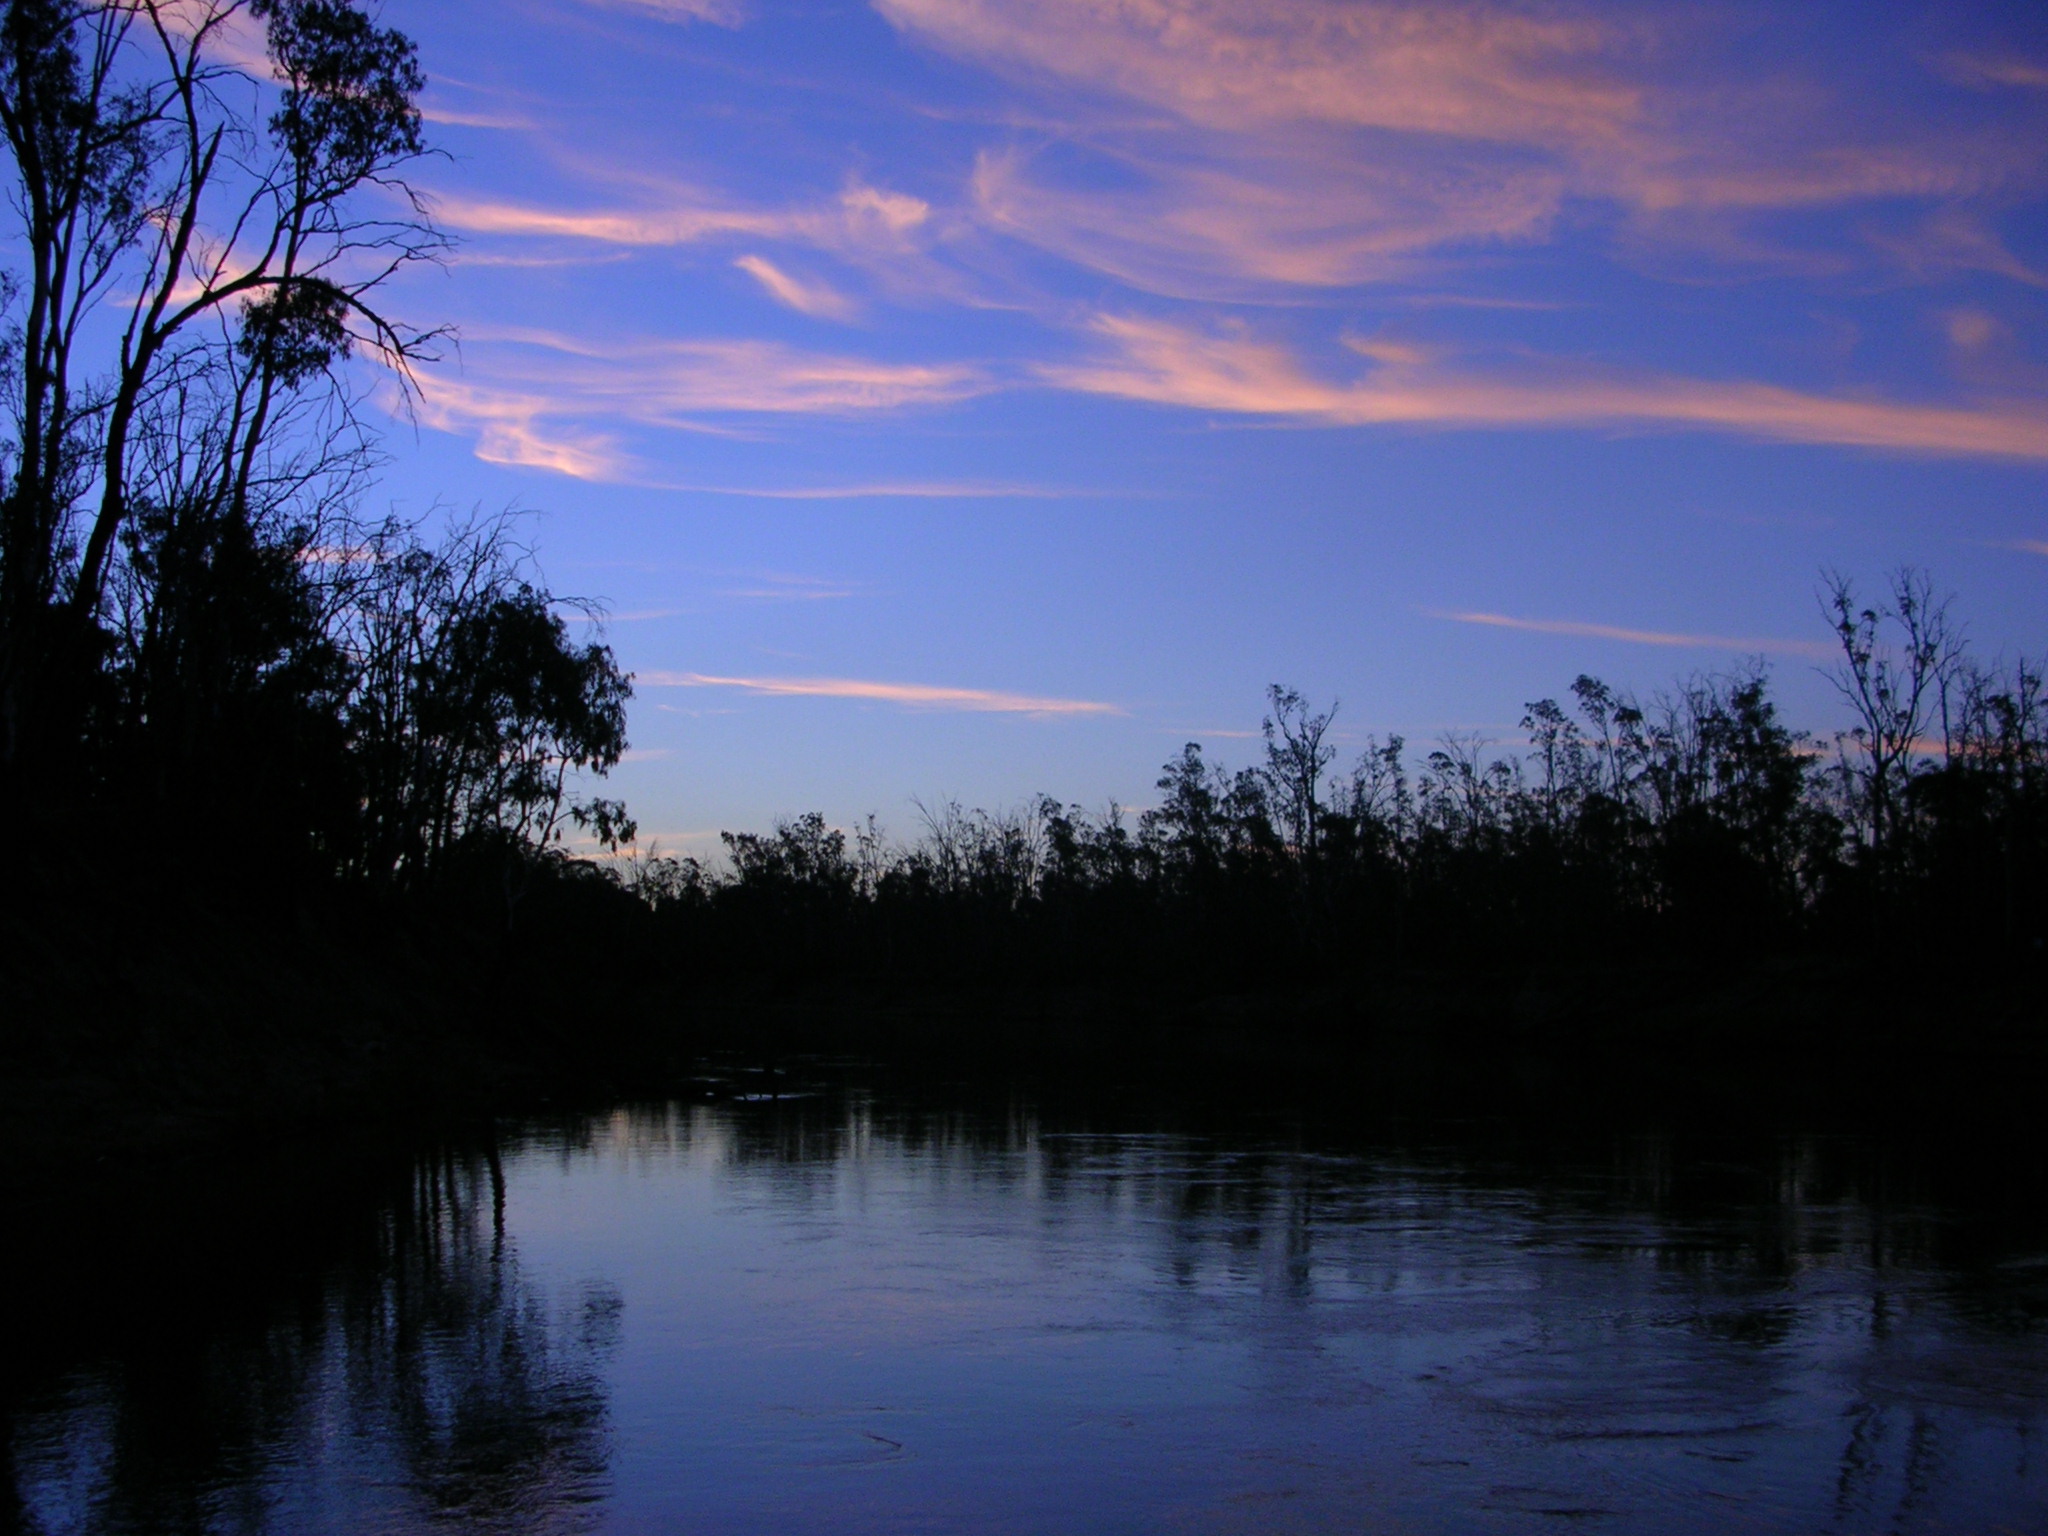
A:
354 0 2048 855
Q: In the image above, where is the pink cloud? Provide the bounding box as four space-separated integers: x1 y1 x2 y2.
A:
435 180 930 254
1428 609 1835 660
1041 314 2048 461
971 143 1562 294
420 105 533 131
412 376 626 479
153 0 275 76
413 332 989 477
656 479 1074 499
639 671 1123 715
734 255 859 319
1865 208 2048 289
583 0 745 25
876 0 1643 146
433 196 787 245
1943 52 2048 92
882 0 2046 293
457 328 981 410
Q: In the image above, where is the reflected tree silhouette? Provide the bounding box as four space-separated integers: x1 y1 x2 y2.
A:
5 1146 615 1536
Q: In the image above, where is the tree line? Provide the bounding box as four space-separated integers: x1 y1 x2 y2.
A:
620 569 2045 990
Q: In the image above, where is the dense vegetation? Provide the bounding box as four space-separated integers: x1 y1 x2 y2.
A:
623 570 2046 995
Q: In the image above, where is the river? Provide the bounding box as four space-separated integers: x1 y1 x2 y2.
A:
6 1064 2046 1533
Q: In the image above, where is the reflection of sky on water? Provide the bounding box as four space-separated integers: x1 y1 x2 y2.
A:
501 1101 2048 1534
9 1097 2047 1533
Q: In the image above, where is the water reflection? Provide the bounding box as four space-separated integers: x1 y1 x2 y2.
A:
6 1082 2047 1534
6 1145 617 1535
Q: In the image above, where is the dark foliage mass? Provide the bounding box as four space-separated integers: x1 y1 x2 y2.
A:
0 1 630 896
620 568 2046 992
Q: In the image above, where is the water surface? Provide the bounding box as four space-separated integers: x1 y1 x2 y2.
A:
8 1074 2047 1533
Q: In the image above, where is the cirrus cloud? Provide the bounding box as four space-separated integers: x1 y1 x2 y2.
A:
582 0 745 26
876 0 1645 147
1041 314 2048 461
416 329 991 478
640 671 1123 715
1428 609 1835 660
734 255 859 319
880 0 2048 295
434 179 931 254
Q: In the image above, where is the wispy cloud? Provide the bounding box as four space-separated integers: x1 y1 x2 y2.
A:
653 479 1070 499
971 143 1562 296
898 0 2039 215
434 180 931 258
297 544 378 566
415 330 990 476
1429 608 1834 660
880 0 2047 295
412 376 627 478
156 0 275 75
719 573 856 601
2007 539 2048 557
733 255 858 319
639 671 1123 715
561 607 685 623
434 195 786 246
1943 52 2048 92
449 250 634 270
581 0 745 26
1041 314 2048 461
458 327 983 413
877 0 1644 148
420 105 532 131
1865 208 2048 289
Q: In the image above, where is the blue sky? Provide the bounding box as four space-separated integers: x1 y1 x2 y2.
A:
357 0 2048 854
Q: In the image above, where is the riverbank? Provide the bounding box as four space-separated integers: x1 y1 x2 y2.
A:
6 863 2041 1186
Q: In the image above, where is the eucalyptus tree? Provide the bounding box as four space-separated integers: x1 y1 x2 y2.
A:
1261 684 1335 858
330 509 631 887
0 0 441 776
0 0 152 763
1822 569 1961 858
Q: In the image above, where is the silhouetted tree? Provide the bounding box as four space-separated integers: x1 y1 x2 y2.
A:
0 0 440 783
1823 569 1960 860
335 509 631 888
1262 684 1335 857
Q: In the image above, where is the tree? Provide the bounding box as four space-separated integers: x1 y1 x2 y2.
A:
1521 696 1591 831
332 509 631 886
1822 568 1960 858
0 0 156 764
1146 741 1225 885
0 0 441 778
1261 684 1335 859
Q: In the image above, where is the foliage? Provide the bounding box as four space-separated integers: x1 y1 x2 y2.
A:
620 577 2044 988
1 2 630 890
0 0 443 773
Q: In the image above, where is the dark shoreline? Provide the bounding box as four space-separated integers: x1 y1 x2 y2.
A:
6 915 2041 1191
